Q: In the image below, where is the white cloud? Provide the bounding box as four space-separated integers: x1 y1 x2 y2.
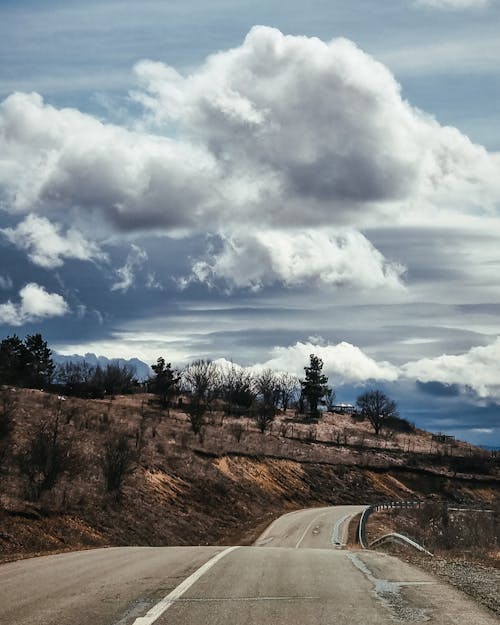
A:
0 283 69 326
403 336 500 400
414 0 488 9
0 27 498 237
1 214 105 268
253 340 400 384
0 91 218 231
189 229 405 292
111 244 148 292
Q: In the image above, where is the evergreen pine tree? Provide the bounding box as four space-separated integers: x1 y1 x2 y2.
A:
300 354 330 419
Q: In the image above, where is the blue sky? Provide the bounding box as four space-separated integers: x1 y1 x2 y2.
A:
1 0 500 445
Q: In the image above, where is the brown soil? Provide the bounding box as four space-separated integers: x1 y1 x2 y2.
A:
0 388 498 563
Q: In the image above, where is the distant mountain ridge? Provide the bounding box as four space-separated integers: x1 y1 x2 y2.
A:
53 352 152 381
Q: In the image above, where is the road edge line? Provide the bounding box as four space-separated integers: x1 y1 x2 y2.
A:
331 513 351 547
132 546 239 625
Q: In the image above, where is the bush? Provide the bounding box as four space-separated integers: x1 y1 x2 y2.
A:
54 362 139 399
184 400 207 435
408 501 498 552
0 388 15 440
447 454 494 475
384 415 415 433
101 434 136 499
19 417 69 501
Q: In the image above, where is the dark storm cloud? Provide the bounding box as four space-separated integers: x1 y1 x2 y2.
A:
416 381 461 397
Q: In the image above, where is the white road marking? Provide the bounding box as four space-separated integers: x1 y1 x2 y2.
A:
170 595 322 602
295 510 330 548
255 507 318 544
331 513 351 547
255 536 275 546
132 547 238 625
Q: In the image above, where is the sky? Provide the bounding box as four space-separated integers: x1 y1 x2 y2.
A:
1 0 500 445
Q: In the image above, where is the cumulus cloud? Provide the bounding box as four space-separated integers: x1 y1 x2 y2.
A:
133 26 500 219
0 283 69 326
414 0 488 9
189 229 405 291
253 340 400 384
111 244 148 292
0 27 498 237
256 336 500 401
0 91 217 231
403 337 500 400
1 214 105 268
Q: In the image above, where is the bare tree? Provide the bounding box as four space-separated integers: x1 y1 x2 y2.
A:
182 360 221 435
356 389 399 436
254 369 280 433
221 363 255 416
276 372 300 411
182 360 221 403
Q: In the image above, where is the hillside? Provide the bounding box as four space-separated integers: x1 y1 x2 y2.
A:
0 387 499 563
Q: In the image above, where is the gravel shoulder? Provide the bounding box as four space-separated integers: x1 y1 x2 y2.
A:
394 550 500 615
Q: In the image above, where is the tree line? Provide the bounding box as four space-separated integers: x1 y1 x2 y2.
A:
149 354 410 437
0 334 139 398
0 332 409 437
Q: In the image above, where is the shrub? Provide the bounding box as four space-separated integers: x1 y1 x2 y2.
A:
19 416 69 501
101 434 136 499
0 388 15 440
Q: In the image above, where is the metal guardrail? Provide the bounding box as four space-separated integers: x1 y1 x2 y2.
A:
358 498 495 555
369 532 434 556
358 498 496 550
375 500 423 510
358 500 423 550
358 506 373 549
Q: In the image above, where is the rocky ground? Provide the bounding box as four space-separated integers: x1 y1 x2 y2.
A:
366 507 500 615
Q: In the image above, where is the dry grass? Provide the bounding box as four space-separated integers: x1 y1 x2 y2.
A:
0 387 498 561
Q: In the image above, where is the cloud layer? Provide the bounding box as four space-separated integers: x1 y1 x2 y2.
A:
0 283 69 326
414 0 488 9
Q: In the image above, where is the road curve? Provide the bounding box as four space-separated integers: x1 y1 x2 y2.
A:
254 504 366 548
0 506 497 625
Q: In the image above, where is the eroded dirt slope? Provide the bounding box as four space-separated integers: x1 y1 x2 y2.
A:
1 389 498 562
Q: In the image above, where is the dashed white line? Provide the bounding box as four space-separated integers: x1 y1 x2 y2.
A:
295 511 330 548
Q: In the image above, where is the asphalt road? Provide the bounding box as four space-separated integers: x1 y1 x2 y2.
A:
1 506 497 625
254 504 366 549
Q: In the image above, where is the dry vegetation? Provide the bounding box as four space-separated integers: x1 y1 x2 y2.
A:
0 387 499 563
366 502 500 614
